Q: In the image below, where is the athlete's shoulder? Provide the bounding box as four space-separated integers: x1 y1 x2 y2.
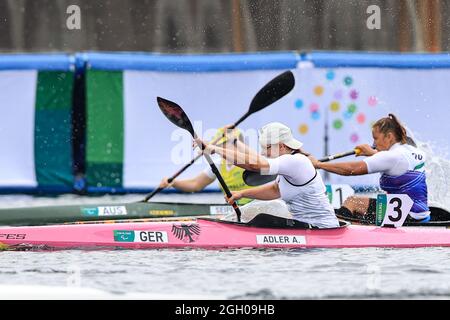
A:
290 152 312 164
278 153 304 161
272 153 311 171
398 143 426 161
371 149 399 159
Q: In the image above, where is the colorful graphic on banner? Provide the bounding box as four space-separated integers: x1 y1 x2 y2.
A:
294 69 380 145
84 63 450 190
292 68 389 185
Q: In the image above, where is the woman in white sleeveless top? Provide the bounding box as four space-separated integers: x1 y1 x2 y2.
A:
309 114 430 223
199 122 339 229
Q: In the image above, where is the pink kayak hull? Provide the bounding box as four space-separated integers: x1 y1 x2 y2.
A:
0 218 450 249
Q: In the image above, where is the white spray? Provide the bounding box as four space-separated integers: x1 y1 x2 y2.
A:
403 126 450 212
418 141 450 212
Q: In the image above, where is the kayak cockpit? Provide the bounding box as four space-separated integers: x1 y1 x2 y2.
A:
200 213 351 230
335 206 450 227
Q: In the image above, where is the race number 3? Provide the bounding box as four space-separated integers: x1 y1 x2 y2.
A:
376 194 413 227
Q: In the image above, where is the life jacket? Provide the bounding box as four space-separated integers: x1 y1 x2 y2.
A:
380 163 429 214
219 160 253 206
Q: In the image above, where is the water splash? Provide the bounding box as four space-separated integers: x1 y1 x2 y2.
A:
418 141 450 212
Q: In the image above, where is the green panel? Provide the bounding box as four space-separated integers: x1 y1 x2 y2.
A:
34 71 74 186
86 163 123 188
86 70 124 187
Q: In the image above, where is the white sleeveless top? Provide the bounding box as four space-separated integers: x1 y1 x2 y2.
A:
363 143 426 176
266 153 339 228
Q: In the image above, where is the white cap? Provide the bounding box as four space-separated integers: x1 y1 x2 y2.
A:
258 122 303 149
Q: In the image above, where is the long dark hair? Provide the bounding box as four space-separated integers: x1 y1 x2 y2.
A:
373 113 407 144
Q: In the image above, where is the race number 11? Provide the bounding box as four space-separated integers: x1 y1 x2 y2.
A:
376 194 413 227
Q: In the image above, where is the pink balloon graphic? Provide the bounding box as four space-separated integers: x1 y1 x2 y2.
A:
309 103 320 113
357 113 366 124
350 133 359 143
368 96 378 106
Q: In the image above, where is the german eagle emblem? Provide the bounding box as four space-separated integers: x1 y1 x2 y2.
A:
171 224 201 243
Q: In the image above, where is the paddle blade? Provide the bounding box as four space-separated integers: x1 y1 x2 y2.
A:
157 97 195 137
248 71 295 114
242 170 277 186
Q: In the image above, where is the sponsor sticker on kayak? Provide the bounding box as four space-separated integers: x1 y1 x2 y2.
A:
82 206 128 216
256 235 306 245
149 210 174 216
0 233 26 240
209 205 234 215
113 230 168 243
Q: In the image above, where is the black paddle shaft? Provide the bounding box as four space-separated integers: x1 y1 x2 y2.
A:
319 150 356 162
142 156 198 202
196 138 242 222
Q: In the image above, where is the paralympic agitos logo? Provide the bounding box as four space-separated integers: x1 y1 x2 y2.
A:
171 224 201 243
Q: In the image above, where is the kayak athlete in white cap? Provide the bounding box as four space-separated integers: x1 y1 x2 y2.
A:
198 122 339 229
